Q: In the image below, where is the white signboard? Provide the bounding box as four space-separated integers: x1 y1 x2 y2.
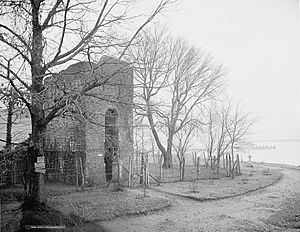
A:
37 156 45 163
35 162 45 169
35 156 46 173
35 168 46 174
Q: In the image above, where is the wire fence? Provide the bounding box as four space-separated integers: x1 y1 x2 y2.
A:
126 152 242 188
0 145 242 203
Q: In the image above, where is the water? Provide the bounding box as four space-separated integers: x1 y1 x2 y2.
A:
240 141 300 166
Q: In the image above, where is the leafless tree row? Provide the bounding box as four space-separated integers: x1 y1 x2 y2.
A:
128 28 225 168
203 100 254 175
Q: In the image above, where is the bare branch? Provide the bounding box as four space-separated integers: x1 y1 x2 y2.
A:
0 24 31 52
46 0 109 68
41 0 63 30
129 28 225 167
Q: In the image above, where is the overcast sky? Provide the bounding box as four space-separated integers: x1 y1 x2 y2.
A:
159 0 300 141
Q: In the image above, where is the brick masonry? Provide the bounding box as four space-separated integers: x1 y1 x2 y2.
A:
45 57 133 185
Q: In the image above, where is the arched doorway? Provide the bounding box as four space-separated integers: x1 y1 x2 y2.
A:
104 109 118 182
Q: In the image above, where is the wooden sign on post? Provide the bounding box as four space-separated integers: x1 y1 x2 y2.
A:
35 156 46 174
37 156 45 163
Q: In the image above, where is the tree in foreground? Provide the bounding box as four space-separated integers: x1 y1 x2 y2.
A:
129 28 225 168
0 0 176 203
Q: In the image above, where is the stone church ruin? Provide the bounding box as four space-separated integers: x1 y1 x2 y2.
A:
45 57 133 185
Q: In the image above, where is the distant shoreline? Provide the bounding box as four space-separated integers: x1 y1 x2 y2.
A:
255 161 300 170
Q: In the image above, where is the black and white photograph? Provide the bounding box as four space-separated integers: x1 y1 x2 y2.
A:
0 0 299 231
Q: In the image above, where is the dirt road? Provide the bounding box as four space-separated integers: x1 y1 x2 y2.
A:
100 165 300 232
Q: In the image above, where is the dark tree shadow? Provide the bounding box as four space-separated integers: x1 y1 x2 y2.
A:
17 199 108 232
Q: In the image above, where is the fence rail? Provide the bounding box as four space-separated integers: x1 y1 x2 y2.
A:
0 146 242 192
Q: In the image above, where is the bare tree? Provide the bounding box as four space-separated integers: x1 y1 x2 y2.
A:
225 102 254 176
0 0 176 203
204 100 254 175
204 108 217 170
173 121 198 180
129 28 225 168
204 103 231 174
0 84 27 148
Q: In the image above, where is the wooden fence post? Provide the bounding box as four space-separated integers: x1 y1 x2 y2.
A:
232 160 237 179
192 152 197 166
159 154 163 183
197 157 200 180
203 153 208 168
144 154 149 186
13 161 17 184
228 154 231 177
179 158 182 181
136 152 139 174
117 158 121 186
79 157 84 188
143 158 146 185
62 157 66 183
236 154 241 175
140 153 144 184
213 156 216 169
231 155 235 179
182 157 185 181
128 157 132 188
225 154 228 174
75 153 79 191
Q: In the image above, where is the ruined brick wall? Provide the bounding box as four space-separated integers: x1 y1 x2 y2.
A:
45 57 133 185
83 58 133 184
45 118 86 184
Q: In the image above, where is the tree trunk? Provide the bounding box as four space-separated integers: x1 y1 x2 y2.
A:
179 159 182 181
216 156 220 175
163 153 172 168
27 121 46 203
5 96 13 149
146 105 172 168
26 0 46 204
163 135 173 168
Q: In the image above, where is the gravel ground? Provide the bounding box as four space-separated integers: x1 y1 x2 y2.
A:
268 194 300 229
98 164 300 232
1 163 297 232
47 163 280 224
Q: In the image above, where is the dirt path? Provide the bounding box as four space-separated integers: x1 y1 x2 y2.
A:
99 165 300 232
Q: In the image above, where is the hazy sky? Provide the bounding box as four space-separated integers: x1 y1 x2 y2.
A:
160 0 300 141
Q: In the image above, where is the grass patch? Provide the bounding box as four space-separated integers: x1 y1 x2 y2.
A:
15 199 107 232
268 195 300 229
48 187 171 222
